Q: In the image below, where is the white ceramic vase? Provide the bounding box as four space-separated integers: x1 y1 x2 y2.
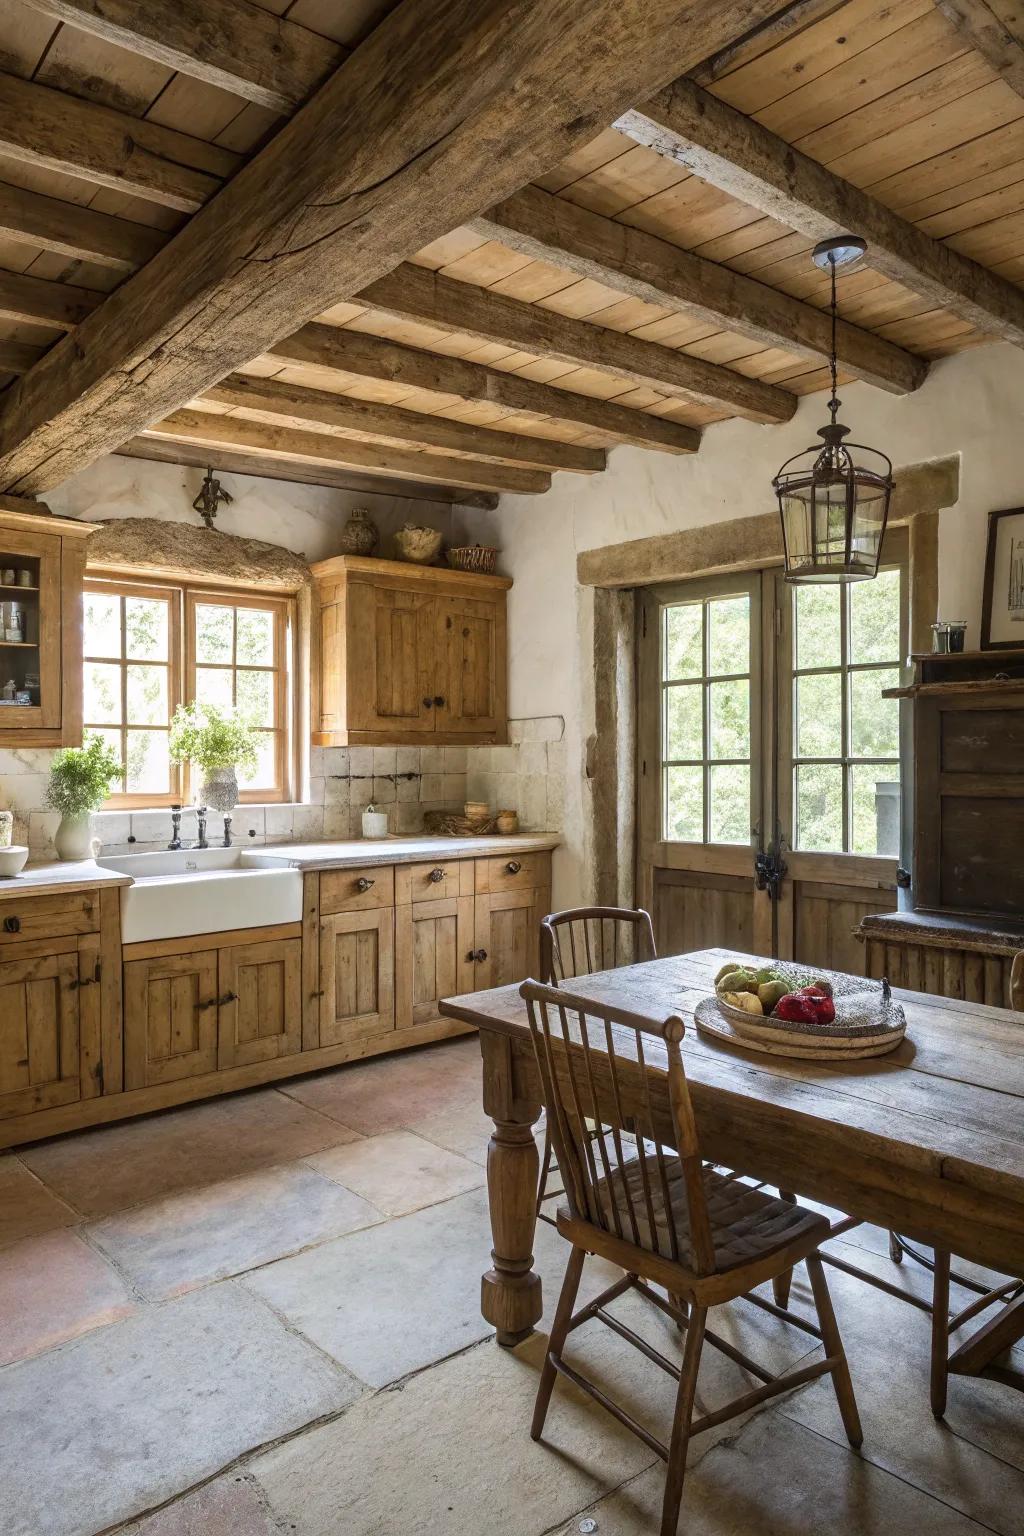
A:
54 813 93 862
198 766 238 814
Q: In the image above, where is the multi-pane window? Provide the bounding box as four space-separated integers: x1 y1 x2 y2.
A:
84 577 292 806
791 568 902 856
661 591 753 846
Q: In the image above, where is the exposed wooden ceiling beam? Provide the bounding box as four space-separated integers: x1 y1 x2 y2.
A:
116 437 499 509
0 0 788 493
359 264 795 422
0 72 238 211
934 0 1024 99
143 410 553 495
470 184 926 394
0 341 47 374
689 0 849 84
617 76 1024 348
0 269 102 330
266 326 701 454
202 374 607 474
23 0 343 114
0 181 167 272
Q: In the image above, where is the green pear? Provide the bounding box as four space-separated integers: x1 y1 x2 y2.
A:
757 980 790 1011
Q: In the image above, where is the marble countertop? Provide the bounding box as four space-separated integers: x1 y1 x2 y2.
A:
0 859 132 899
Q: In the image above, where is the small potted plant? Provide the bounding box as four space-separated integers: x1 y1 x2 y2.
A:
46 733 121 861
168 701 259 813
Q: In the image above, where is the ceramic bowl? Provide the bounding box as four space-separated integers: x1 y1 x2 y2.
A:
0 844 29 877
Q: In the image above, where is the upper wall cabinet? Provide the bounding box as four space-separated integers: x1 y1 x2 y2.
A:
0 503 98 748
312 556 511 746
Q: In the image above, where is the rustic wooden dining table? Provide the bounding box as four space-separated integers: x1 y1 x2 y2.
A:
439 946 1024 1388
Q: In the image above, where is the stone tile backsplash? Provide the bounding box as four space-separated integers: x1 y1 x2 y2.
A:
0 721 565 859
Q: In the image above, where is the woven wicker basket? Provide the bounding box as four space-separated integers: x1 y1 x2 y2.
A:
448 544 498 575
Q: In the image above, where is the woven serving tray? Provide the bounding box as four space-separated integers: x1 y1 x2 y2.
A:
694 999 907 1060
696 963 907 1060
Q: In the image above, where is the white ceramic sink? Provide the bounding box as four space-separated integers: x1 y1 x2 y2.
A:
97 847 303 944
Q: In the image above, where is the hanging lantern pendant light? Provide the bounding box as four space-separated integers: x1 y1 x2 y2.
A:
773 236 894 583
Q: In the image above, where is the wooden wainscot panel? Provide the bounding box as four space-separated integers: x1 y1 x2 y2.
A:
320 864 395 914
319 906 395 1045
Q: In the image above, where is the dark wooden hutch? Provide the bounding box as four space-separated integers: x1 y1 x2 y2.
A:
856 648 1024 1007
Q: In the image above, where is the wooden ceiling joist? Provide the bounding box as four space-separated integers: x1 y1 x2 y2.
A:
934 0 1024 100
0 72 238 212
0 270 101 330
116 437 500 510
0 182 167 272
359 264 796 422
265 326 701 454
0 0 794 494
469 184 926 394
23 0 343 114
617 76 1024 349
142 410 553 496
0 342 46 375
201 374 607 474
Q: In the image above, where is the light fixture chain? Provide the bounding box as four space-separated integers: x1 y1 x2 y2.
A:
829 255 838 423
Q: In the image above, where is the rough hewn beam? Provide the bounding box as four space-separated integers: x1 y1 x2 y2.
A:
690 0 848 83
0 269 102 329
266 326 701 453
0 0 789 492
360 264 796 422
202 373 607 473
0 181 167 272
143 410 553 495
934 0 1024 99
617 76 1024 347
0 71 238 211
470 184 926 394
116 437 499 509
23 0 342 114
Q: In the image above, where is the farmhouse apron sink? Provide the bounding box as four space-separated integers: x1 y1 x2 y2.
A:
97 847 303 944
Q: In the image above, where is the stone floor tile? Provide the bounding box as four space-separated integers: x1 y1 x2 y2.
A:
554 1409 994 1535
280 1036 482 1136
0 1282 360 1536
305 1129 484 1217
0 1228 135 1365
18 1087 360 1218
124 1474 280 1535
404 1097 493 1166
89 1163 383 1300
251 1330 660 1536
0 1155 78 1248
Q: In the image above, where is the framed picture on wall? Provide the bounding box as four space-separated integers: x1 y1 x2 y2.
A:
981 507 1024 649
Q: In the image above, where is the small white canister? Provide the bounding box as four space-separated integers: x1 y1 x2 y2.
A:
361 804 389 839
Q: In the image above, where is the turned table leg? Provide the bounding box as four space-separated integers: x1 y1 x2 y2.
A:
480 1030 543 1346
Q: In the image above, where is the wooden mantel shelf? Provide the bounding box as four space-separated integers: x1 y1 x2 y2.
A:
884 676 1024 698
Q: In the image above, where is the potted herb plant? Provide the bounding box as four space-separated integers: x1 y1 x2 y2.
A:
168 701 259 813
46 733 121 861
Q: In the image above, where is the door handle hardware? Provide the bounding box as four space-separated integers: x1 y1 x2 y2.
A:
196 997 219 1012
467 948 488 963
505 860 522 875
753 845 787 900
428 867 446 883
433 695 445 707
2 915 20 933
356 877 375 893
218 991 239 1005
422 697 433 709
311 989 325 999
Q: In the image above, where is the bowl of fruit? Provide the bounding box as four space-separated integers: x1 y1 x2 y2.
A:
705 960 907 1056
713 963 836 1030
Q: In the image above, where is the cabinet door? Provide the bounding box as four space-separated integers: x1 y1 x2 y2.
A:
437 594 505 737
0 947 84 1117
124 949 219 1089
218 937 302 1069
0 527 63 737
472 889 544 991
347 582 437 735
320 908 395 1046
395 896 474 1030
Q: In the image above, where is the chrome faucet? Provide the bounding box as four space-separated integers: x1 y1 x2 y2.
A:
167 804 182 851
222 814 232 848
194 807 208 850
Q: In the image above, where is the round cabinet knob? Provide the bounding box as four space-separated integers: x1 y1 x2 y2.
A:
505 860 522 875
2 915 20 933
421 697 434 709
356 877 375 893
467 947 488 963
428 867 446 883
433 695 445 707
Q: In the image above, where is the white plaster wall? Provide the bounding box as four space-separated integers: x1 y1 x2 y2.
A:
463 342 1024 907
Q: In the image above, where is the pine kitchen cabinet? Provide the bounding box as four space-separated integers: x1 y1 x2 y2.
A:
311 555 510 746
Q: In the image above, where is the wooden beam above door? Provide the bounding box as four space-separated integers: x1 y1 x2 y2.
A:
616 76 1024 349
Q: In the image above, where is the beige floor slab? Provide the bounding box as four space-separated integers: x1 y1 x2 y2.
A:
280 1037 482 1136
18 1086 360 1218
124 1474 280 1535
555 1408 994 1535
305 1129 484 1217
404 1097 494 1166
0 1228 135 1366
0 1282 360 1536
0 1156 78 1249
89 1163 384 1301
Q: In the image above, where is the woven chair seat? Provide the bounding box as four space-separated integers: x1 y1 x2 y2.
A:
584 1156 828 1272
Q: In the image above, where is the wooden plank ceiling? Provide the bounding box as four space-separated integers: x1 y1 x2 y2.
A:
0 0 1022 506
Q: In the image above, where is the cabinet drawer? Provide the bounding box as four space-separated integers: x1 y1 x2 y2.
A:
402 860 472 904
0 889 100 946
320 865 395 914
474 853 550 894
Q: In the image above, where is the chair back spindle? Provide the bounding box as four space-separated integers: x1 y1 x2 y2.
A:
541 906 656 984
